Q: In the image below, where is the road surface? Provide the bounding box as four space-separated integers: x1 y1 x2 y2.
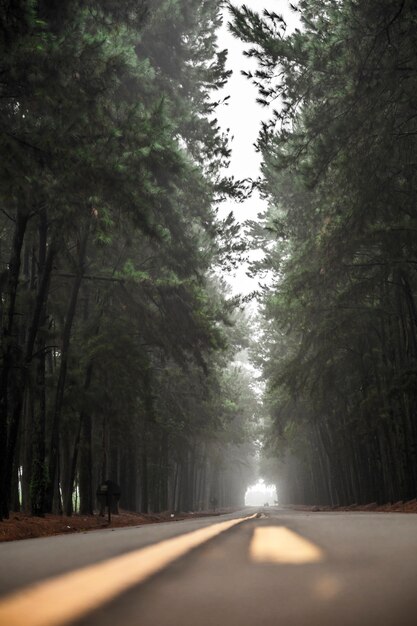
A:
1 507 417 626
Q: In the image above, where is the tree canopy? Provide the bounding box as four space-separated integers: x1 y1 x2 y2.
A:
0 0 258 519
2 0 416 520
231 0 417 505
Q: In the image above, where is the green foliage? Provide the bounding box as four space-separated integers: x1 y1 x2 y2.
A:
233 0 417 505
0 0 255 518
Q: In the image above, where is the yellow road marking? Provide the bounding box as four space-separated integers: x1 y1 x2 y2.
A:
249 526 323 564
0 515 255 626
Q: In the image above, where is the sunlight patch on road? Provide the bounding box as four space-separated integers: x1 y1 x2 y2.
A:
0 515 255 626
249 526 323 564
312 574 342 600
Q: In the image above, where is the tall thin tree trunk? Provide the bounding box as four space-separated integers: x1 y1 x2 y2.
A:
141 447 149 514
31 344 47 515
64 361 94 516
45 224 89 512
28 213 55 516
79 410 93 515
0 209 29 519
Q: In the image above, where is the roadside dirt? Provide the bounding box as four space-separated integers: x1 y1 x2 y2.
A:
3 500 415 542
0 509 224 543
290 499 417 513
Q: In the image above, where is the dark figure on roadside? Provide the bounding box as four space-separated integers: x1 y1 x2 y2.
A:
210 496 218 512
97 480 121 517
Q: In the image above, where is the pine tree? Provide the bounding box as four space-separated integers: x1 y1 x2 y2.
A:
232 0 417 505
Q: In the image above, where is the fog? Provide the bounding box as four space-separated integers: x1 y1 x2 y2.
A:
245 480 277 506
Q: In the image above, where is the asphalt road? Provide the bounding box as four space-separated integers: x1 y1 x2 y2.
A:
1 507 417 626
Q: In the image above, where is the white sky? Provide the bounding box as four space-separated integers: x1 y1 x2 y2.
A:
216 1 299 296
245 479 277 506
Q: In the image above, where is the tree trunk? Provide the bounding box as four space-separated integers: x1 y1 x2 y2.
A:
79 409 93 515
30 344 47 516
29 214 55 516
45 224 89 512
64 361 94 516
0 209 29 518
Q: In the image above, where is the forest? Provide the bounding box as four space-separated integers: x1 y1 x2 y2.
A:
232 0 417 506
1 0 416 521
0 0 259 520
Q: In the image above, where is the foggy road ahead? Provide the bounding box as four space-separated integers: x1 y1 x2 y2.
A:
1 507 417 626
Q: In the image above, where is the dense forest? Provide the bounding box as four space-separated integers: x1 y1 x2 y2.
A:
231 0 417 505
2 0 417 521
0 0 259 520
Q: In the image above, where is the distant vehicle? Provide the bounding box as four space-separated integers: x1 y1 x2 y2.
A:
263 502 269 507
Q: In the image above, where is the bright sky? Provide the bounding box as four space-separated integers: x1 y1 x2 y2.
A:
216 1 299 296
245 479 277 506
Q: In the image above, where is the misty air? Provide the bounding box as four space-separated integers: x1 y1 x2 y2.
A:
1 1 417 625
